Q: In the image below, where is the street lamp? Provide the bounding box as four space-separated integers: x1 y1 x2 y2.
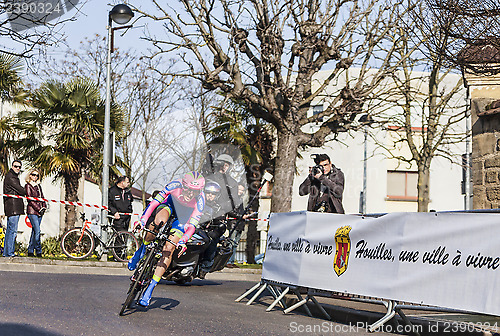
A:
101 4 134 239
358 114 371 214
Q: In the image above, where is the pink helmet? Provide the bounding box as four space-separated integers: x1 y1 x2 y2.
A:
182 171 205 190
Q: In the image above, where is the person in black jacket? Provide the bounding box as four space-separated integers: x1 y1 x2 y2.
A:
108 176 133 231
3 160 26 257
299 153 345 214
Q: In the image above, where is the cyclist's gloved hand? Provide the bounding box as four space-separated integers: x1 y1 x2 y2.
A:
133 220 144 233
177 239 187 258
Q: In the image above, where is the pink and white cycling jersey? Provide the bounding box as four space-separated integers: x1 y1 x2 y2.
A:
140 180 205 243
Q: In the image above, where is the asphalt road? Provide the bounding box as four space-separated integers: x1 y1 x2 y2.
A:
0 271 393 336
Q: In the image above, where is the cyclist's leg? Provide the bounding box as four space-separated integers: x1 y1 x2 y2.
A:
128 205 173 271
139 224 182 307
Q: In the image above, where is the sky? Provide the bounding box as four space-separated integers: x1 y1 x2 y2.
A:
1 0 157 74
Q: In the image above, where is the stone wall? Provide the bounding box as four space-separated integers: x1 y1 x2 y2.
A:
471 98 500 209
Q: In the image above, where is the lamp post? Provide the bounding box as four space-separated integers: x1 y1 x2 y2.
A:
101 4 134 239
359 114 370 214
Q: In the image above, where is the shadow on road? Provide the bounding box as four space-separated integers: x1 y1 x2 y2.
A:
161 279 222 287
0 323 65 336
150 297 180 311
119 298 180 316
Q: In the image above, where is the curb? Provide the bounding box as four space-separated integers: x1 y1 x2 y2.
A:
0 256 263 278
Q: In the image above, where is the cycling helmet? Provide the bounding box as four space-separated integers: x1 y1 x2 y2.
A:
182 171 205 190
205 181 221 198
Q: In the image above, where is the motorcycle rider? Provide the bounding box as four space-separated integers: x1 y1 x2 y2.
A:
128 171 206 307
198 181 227 279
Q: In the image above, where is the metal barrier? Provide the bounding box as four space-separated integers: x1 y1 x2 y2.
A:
235 210 500 333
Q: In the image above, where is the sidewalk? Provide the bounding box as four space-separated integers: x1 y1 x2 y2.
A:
0 256 262 281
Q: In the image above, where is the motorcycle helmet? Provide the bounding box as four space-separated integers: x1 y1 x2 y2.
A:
214 154 234 166
205 181 221 199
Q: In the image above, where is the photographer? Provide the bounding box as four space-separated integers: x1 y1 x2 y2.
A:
299 154 345 214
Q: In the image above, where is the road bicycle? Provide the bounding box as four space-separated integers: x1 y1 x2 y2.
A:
61 213 139 262
119 219 174 316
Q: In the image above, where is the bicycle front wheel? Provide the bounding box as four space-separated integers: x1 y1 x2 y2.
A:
111 232 139 262
61 228 95 259
119 248 156 316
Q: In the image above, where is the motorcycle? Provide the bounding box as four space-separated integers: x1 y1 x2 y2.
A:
160 219 233 285
146 171 273 285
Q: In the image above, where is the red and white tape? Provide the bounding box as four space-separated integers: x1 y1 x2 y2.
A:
1 194 140 216
2 194 269 220
227 217 269 222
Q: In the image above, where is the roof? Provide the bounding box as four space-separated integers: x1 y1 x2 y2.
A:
478 99 500 117
458 43 500 64
130 186 151 200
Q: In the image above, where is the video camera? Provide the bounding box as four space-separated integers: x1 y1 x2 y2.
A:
310 153 326 176
311 164 324 176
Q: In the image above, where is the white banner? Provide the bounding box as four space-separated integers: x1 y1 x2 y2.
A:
262 211 500 316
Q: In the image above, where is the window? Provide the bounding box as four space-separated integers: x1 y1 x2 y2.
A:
312 105 323 122
387 171 418 201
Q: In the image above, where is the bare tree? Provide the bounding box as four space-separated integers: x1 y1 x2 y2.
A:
34 36 185 202
133 0 407 212
36 34 138 101
423 0 500 74
124 59 184 205
372 2 467 211
0 1 84 60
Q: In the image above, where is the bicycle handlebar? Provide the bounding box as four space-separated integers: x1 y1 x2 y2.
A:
138 222 178 248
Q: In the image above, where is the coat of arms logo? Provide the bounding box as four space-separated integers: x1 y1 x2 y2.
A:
334 226 352 276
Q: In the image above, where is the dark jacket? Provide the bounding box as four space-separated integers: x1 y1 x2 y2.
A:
205 171 241 216
299 165 345 214
25 182 47 216
108 184 133 229
3 168 26 216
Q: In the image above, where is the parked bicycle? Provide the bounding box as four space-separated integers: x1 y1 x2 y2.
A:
61 213 139 262
119 219 174 316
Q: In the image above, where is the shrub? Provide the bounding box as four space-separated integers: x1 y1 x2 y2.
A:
15 241 28 255
41 236 62 257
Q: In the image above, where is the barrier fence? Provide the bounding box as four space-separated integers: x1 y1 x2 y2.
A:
236 210 500 332
1 194 272 220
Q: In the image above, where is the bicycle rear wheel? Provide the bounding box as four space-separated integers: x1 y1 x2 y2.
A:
61 228 95 259
119 248 157 316
110 232 139 262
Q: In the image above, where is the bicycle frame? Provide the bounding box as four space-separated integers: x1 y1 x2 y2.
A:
79 223 126 256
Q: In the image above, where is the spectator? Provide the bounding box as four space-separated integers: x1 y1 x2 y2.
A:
3 160 26 257
25 169 47 257
108 176 133 231
299 153 345 214
226 183 252 268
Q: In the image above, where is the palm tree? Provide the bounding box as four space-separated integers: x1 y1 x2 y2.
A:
204 98 274 263
0 53 27 175
14 78 124 233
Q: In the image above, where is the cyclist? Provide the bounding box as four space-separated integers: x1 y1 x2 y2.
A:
128 171 206 307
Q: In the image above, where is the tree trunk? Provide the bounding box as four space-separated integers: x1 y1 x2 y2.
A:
271 131 299 213
62 173 81 234
417 161 431 212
